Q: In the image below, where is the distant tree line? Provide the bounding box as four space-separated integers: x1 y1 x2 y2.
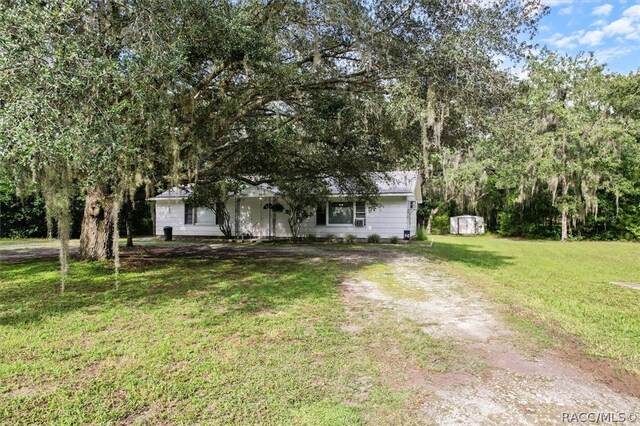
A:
415 52 640 241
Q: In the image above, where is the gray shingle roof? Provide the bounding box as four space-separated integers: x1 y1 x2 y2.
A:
149 171 420 200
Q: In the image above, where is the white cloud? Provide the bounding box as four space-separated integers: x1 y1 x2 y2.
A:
623 4 640 18
539 1 640 71
592 4 613 16
593 45 635 64
580 30 605 45
559 6 573 15
545 32 581 48
604 17 636 35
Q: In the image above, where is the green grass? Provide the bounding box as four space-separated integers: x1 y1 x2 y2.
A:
0 253 453 425
406 236 640 374
0 238 53 246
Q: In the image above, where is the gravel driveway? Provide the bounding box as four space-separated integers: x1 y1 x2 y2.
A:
343 253 640 425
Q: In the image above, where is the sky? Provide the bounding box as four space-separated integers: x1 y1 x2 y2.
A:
534 0 640 74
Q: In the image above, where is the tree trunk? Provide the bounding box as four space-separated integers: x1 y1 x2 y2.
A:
150 201 156 237
426 206 439 235
79 185 115 260
561 204 568 242
125 199 134 247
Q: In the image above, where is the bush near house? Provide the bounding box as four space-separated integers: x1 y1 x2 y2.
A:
367 234 381 244
416 226 428 241
345 234 357 244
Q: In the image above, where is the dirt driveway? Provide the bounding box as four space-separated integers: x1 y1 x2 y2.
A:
343 253 640 425
3 241 639 424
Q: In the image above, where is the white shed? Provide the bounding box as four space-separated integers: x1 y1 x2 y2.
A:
449 215 485 235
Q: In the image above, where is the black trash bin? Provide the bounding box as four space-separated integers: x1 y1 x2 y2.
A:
163 226 173 242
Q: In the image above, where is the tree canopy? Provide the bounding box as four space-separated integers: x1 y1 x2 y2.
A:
18 0 640 281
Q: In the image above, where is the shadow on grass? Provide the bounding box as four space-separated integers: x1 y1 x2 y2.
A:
406 241 514 270
0 241 514 327
0 249 341 327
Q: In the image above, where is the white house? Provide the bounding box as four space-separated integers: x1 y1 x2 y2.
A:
148 171 421 240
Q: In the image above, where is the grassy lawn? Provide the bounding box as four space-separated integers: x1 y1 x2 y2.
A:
407 236 640 375
0 252 457 425
0 238 54 247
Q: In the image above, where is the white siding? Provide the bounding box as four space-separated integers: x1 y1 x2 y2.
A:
300 196 413 239
155 201 223 237
155 195 417 239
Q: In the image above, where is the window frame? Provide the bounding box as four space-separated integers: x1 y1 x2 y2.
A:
355 201 366 227
184 204 194 225
315 200 366 226
194 207 216 225
328 201 354 225
185 204 219 226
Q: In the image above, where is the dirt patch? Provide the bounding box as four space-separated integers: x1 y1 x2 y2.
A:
3 381 55 398
610 281 640 291
550 327 640 399
343 254 640 425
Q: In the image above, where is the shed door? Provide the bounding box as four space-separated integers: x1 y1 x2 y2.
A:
459 217 476 234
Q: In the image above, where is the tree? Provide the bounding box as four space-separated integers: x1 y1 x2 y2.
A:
386 0 546 227
509 52 638 240
1 1 182 276
1 0 550 281
188 179 246 238
276 180 330 241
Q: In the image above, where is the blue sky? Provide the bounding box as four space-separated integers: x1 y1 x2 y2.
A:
534 0 640 73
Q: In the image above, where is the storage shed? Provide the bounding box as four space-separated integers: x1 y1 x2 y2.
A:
449 215 485 235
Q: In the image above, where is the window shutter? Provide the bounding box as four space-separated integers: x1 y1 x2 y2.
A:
184 204 194 224
316 204 327 226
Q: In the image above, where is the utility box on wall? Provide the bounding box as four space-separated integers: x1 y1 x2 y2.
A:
449 216 485 235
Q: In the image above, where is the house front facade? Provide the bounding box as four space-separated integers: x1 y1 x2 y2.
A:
149 171 421 240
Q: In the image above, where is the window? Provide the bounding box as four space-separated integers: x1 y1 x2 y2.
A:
316 204 327 226
185 204 194 224
409 200 416 209
195 207 215 225
329 202 353 224
185 204 219 225
355 201 366 227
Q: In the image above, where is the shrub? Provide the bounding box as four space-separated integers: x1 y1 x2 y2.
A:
431 213 450 234
305 233 317 242
367 233 381 243
416 226 428 241
345 234 357 244
325 233 337 243
389 235 400 244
